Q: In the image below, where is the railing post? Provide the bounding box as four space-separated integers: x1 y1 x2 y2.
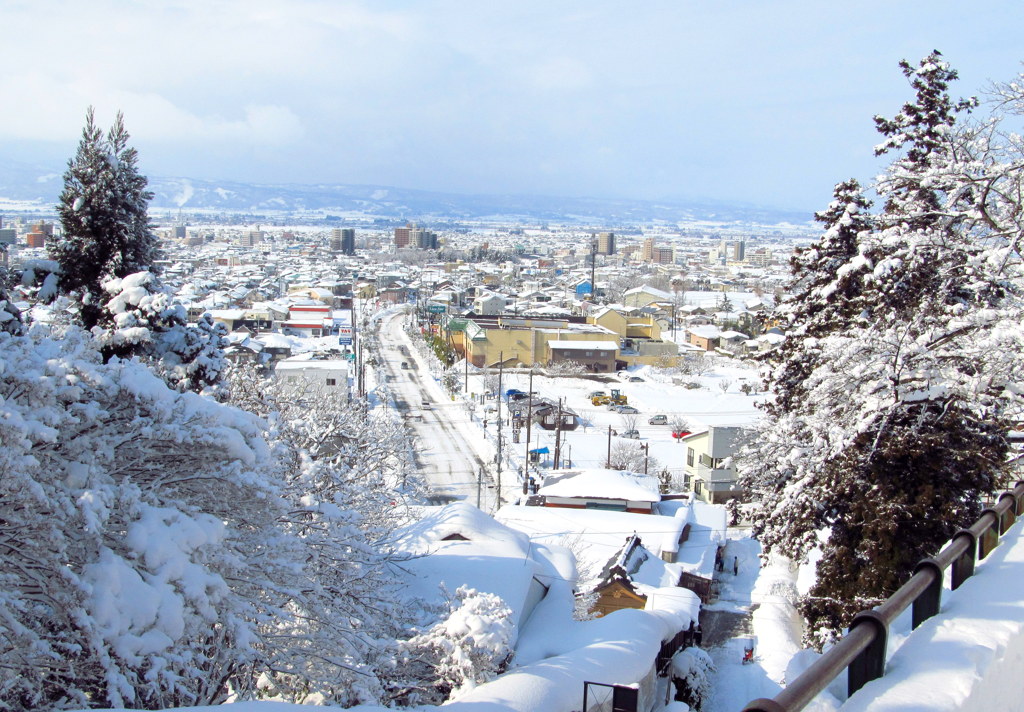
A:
911 559 942 628
979 508 1000 559
950 529 977 590
847 610 887 696
996 492 1016 533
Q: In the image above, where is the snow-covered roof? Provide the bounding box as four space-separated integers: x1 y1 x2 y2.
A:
537 468 661 502
624 284 672 300
688 325 722 339
253 332 294 349
393 503 566 634
208 308 246 320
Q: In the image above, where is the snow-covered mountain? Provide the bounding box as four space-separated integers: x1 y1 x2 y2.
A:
0 157 812 225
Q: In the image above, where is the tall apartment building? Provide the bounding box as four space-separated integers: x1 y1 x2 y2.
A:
653 246 675 264
26 227 46 248
413 228 438 249
0 215 15 246
239 228 265 248
394 226 412 248
721 239 746 261
330 228 356 255
597 231 616 255
641 237 656 262
395 225 437 250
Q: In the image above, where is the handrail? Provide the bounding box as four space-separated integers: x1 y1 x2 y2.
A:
742 480 1024 712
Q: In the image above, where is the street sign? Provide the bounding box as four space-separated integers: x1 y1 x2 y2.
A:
427 305 446 314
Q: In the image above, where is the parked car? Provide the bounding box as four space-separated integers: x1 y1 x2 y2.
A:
648 414 668 425
628 376 645 382
615 405 639 414
620 429 641 439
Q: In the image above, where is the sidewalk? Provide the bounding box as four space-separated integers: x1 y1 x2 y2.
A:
700 534 803 712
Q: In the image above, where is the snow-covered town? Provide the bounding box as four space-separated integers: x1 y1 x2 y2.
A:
3 4 1024 712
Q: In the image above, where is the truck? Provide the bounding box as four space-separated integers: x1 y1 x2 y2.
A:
591 388 628 407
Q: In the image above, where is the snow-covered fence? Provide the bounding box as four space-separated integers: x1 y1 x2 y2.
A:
742 480 1024 712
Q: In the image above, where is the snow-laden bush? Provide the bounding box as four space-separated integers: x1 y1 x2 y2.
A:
95 271 226 394
399 586 515 705
0 328 426 710
0 325 278 710
671 646 715 710
224 363 426 705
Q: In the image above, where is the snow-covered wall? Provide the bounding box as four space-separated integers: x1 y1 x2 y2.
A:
839 518 1024 711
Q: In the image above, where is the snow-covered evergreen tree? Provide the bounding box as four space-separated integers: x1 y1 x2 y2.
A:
739 52 1024 644
53 109 158 327
0 265 22 335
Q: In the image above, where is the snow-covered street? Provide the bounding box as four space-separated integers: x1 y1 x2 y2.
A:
375 311 500 508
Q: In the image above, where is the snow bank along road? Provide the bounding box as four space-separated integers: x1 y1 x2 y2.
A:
377 312 498 509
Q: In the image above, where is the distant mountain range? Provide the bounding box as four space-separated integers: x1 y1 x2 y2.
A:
0 157 814 228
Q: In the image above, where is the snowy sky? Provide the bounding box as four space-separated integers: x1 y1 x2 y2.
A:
3 0 1023 211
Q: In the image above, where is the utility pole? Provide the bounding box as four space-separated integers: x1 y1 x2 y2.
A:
476 467 482 508
464 347 469 393
553 398 563 469
524 369 534 482
641 442 650 474
496 352 503 505
606 425 613 468
590 236 597 302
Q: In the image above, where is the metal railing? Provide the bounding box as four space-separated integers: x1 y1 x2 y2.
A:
742 480 1024 712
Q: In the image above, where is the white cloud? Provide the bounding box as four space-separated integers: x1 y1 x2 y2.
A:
0 73 302 145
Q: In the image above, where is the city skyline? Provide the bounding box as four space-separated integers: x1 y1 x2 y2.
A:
2 1 1022 213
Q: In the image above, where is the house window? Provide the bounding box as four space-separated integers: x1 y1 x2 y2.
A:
585 351 593 357
687 447 694 467
586 501 626 512
326 378 337 386
694 479 703 496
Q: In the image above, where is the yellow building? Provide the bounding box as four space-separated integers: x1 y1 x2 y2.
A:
450 316 619 368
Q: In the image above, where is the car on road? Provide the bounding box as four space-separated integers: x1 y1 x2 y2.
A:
620 429 641 439
648 414 668 425
421 399 432 410
400 361 409 369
